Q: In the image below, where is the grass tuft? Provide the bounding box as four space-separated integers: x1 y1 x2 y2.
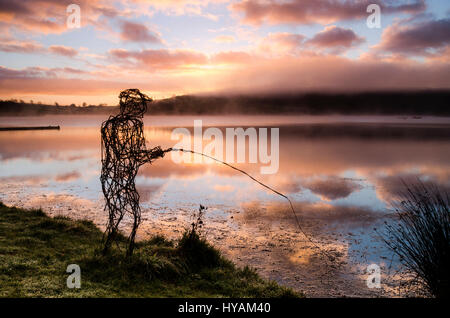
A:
178 231 223 270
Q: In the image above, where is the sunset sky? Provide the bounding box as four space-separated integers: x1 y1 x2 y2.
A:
0 0 449 105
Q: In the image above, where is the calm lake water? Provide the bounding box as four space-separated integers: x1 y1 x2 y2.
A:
1 114 450 296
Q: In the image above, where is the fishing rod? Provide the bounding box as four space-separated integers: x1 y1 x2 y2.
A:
163 147 335 262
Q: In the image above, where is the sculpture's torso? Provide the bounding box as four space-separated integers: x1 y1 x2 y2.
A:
101 115 146 181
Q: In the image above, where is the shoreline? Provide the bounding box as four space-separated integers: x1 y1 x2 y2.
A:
0 202 300 298
0 196 415 297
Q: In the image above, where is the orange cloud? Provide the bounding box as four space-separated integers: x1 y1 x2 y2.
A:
0 39 44 53
258 32 305 55
306 26 365 49
0 0 116 34
0 39 81 59
2 53 450 101
211 55 450 94
375 17 450 56
0 66 57 78
214 35 236 43
49 45 78 57
119 21 162 43
109 48 208 70
211 51 254 64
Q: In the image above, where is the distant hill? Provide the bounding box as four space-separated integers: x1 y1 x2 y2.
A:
151 91 450 115
2 91 450 116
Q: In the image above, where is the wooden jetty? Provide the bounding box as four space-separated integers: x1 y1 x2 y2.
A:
0 125 60 131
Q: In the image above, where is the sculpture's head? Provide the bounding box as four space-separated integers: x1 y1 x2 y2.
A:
119 88 152 117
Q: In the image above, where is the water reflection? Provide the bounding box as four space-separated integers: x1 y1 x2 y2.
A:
1 115 450 297
302 177 363 201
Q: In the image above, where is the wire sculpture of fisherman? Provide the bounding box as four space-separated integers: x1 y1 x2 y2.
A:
101 88 166 257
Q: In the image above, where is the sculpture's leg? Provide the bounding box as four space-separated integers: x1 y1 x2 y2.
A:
126 192 141 257
102 196 125 255
102 224 115 255
103 213 123 255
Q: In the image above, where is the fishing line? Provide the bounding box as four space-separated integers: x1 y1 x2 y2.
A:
164 147 335 262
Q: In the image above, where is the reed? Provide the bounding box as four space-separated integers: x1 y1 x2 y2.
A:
383 181 450 298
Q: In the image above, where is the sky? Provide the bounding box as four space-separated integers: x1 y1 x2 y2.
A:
0 0 450 105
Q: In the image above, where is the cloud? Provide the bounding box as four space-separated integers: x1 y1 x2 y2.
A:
0 39 44 53
212 55 450 94
120 21 162 43
137 0 226 18
2 47 450 100
306 26 365 49
0 66 56 78
214 35 236 43
0 76 126 96
0 66 92 81
375 17 450 56
211 51 254 64
57 67 89 75
427 46 450 63
0 0 119 34
258 32 306 55
48 45 78 57
109 48 208 70
0 38 80 59
230 0 426 25
256 28 363 56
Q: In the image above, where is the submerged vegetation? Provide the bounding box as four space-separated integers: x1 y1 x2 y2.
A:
384 182 450 298
0 202 299 297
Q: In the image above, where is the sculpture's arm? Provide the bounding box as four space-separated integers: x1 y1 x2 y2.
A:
138 146 168 165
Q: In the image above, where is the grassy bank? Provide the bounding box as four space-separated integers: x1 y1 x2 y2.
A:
0 202 300 297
